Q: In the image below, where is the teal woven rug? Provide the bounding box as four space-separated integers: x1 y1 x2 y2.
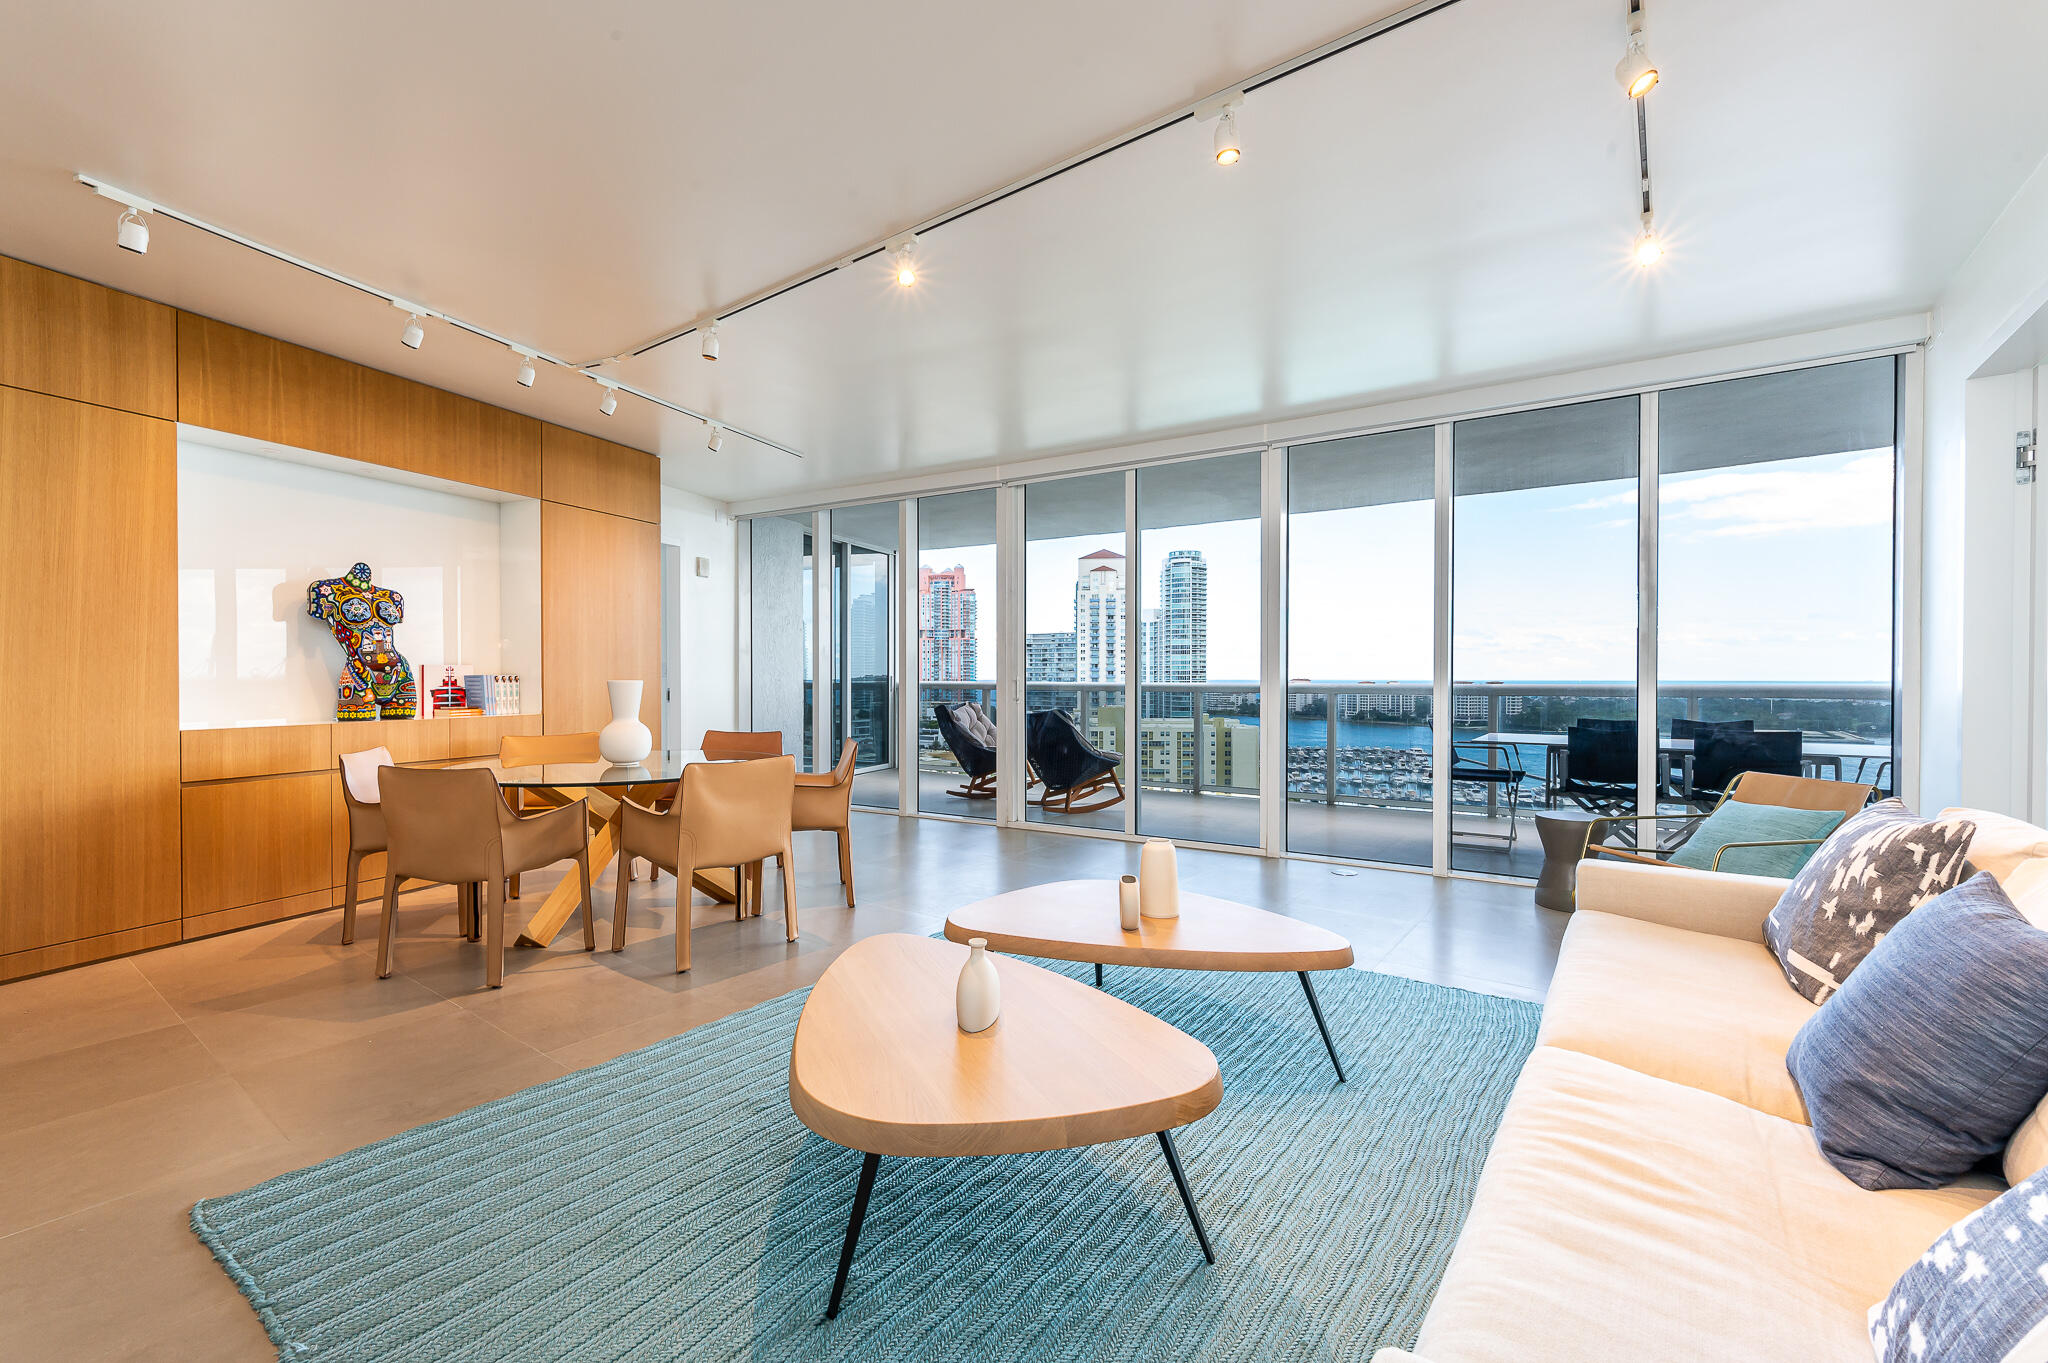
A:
193 961 1538 1361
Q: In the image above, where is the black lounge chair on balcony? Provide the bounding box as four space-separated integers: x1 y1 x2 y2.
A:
1450 739 1527 850
1560 721 1637 816
1025 709 1125 814
932 702 997 800
1687 728 1803 808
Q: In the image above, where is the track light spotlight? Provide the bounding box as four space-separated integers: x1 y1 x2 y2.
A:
1214 108 1241 165
1634 212 1663 266
1616 7 1658 99
596 381 619 417
701 321 720 361
886 233 919 288
400 314 425 350
514 352 536 388
707 425 723 452
115 206 150 254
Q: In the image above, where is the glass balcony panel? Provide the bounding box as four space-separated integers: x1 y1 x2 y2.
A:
916 489 998 818
1025 472 1128 830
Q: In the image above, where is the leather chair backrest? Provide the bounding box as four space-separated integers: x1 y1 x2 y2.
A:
1728 768 1874 815
700 729 784 758
336 747 394 851
381 764 506 883
677 754 795 866
501 732 600 766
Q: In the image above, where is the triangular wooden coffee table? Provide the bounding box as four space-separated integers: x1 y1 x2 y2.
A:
789 933 1223 1319
944 879 1356 1081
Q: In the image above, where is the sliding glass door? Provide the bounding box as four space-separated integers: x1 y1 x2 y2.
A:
1452 397 1640 876
917 489 998 819
747 512 814 762
1286 428 1436 865
829 501 900 809
1024 472 1128 830
1136 452 1262 846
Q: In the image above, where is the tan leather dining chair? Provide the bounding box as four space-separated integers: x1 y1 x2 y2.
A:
337 747 394 945
794 739 859 908
613 754 797 971
498 731 600 895
377 765 594 988
700 729 783 761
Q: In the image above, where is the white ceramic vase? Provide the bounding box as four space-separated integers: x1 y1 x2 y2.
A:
956 938 1000 1034
598 680 653 763
1118 874 1142 931
1139 839 1180 919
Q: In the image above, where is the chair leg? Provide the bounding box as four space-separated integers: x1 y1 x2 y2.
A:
341 851 363 945
577 849 596 952
469 883 484 942
734 864 747 922
751 860 766 918
780 844 799 942
375 875 401 978
509 871 521 901
676 862 695 973
837 827 854 908
485 875 506 989
611 850 633 953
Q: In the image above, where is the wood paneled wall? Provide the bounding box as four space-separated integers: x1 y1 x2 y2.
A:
0 253 666 982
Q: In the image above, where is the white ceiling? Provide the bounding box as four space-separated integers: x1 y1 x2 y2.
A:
3 0 2045 505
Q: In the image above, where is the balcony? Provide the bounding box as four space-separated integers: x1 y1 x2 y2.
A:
894 680 1892 880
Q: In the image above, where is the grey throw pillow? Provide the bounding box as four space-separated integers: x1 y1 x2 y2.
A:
1870 1164 2048 1360
1761 799 1976 1003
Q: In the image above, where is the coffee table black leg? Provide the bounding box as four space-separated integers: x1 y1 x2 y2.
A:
1094 962 1104 988
825 1152 881 1320
1297 970 1347 1083
1156 1130 1215 1264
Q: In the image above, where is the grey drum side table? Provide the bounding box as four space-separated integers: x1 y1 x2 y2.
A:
1533 810 1606 912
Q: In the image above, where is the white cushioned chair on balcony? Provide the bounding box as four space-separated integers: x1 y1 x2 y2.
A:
1371 805 2048 1363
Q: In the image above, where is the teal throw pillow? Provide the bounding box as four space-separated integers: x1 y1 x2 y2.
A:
1665 801 1847 877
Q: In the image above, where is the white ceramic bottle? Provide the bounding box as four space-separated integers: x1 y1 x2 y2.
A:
1139 839 1180 919
956 938 1001 1034
598 679 653 763
1118 874 1142 931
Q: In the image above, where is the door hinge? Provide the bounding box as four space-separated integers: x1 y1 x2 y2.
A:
2020 429 2038 485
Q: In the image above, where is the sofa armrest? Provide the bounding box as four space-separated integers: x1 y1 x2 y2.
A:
1574 858 1786 943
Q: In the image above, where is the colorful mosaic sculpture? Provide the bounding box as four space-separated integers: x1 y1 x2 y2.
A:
306 562 417 721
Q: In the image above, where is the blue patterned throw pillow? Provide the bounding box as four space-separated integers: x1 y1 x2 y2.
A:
1762 799 1977 1003
1787 873 2048 1190
1869 1165 2048 1362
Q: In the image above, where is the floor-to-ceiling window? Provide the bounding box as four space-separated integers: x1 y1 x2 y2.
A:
829 501 900 809
747 512 814 762
1024 471 1128 830
1137 452 1262 847
1453 397 1640 876
916 489 998 819
1286 428 1436 865
1656 357 1897 805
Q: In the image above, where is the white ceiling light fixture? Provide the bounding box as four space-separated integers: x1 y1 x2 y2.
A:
393 300 428 350
1616 3 1658 99
513 349 537 388
595 378 619 417
701 320 720 361
706 423 724 452
886 232 919 287
1634 210 1663 266
115 206 150 254
1193 90 1245 166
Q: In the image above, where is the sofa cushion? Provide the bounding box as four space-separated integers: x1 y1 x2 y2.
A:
1787 873 2048 1191
1868 1165 2048 1363
1941 806 2048 883
1762 799 1977 1003
1415 1047 2001 1363
1539 909 1817 1124
1665 801 1846 877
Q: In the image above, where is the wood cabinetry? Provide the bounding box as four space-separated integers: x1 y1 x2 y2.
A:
541 423 660 523
0 257 178 418
541 502 663 740
0 389 180 974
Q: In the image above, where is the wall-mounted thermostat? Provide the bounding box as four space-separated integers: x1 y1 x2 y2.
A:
694 556 711 578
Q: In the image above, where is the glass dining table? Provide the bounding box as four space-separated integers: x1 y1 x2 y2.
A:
449 749 745 948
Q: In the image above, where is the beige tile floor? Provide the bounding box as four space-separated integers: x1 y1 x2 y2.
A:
0 813 1565 1361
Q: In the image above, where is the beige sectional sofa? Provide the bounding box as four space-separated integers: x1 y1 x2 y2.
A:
1377 839 2043 1363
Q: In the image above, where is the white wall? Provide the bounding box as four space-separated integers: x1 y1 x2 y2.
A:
1923 153 2048 813
661 484 738 746
178 439 541 728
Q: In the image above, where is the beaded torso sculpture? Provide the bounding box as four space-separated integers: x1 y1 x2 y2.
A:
306 562 417 721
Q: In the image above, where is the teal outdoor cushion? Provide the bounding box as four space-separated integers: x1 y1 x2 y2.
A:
1666 801 1847 877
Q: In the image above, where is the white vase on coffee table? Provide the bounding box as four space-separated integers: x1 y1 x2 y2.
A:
1139 839 1180 919
598 679 653 763
956 938 1001 1033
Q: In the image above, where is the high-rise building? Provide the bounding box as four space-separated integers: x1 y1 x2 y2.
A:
918 564 978 681
1025 631 1076 683
1147 548 1207 717
1073 550 1126 683
1141 609 1162 684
